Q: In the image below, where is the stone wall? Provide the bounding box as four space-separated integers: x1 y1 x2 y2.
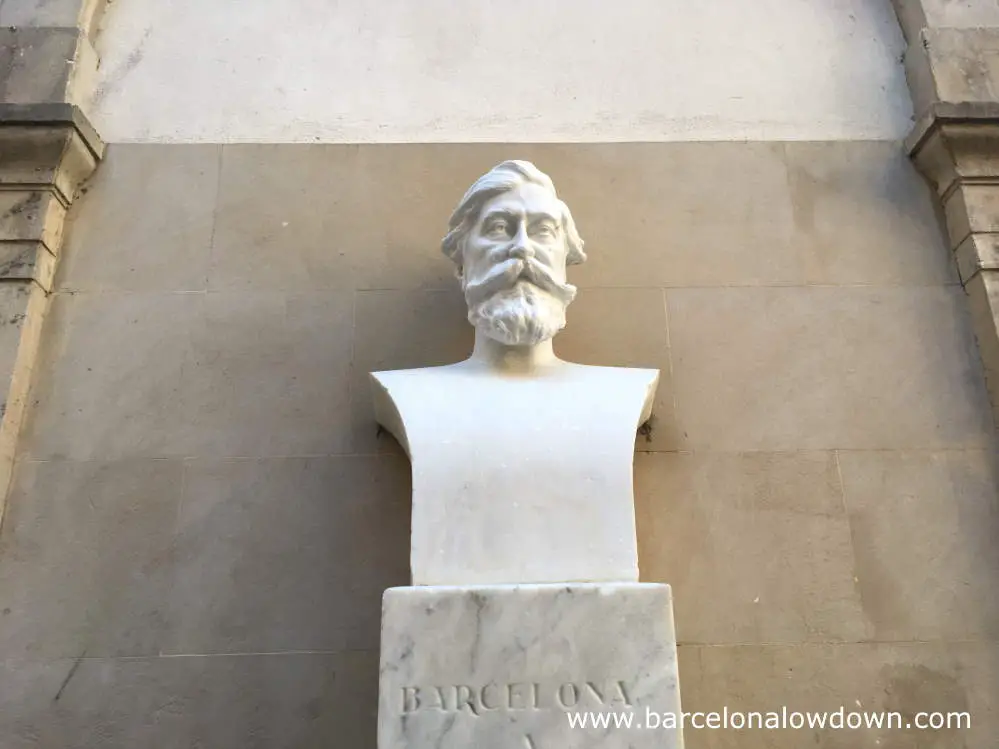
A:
3 0 999 747
1 141 997 747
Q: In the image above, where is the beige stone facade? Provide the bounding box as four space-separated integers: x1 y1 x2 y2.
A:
0 141 994 746
2 1 999 747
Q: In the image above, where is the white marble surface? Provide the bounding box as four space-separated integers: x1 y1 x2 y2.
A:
379 583 683 749
373 363 656 585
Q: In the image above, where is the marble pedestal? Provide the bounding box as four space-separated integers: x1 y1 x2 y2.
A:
378 583 683 749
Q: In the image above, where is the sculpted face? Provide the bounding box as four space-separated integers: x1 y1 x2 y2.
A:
461 182 577 346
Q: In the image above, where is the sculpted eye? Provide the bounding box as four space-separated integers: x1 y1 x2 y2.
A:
486 219 509 236
533 223 558 238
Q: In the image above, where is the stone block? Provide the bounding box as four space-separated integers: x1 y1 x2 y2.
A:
0 0 108 37
783 141 954 285
164 455 409 655
20 290 355 460
0 458 182 660
0 240 56 287
954 233 999 284
182 291 354 458
0 190 66 251
943 183 999 249
336 145 498 292
635 451 869 644
942 186 973 249
379 583 682 749
18 290 200 460
0 27 78 104
683 642 997 749
0 189 63 286
920 0 999 28
58 144 220 292
840 448 999 641
558 142 797 289
667 286 992 451
209 144 360 292
0 650 379 748
907 27 999 115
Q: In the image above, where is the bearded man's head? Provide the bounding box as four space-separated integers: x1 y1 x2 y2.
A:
441 161 586 347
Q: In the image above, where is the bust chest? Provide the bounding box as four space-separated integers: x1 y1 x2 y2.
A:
372 364 659 585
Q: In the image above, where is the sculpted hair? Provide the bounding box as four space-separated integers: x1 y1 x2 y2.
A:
441 160 586 275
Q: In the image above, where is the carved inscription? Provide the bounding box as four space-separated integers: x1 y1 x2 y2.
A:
401 680 632 716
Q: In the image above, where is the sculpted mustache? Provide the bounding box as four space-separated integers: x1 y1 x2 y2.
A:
464 258 577 307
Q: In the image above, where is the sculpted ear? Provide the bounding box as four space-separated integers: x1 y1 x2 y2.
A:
558 201 586 266
442 216 475 281
441 232 458 264
441 231 461 278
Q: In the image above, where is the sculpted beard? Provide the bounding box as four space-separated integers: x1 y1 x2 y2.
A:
463 258 577 346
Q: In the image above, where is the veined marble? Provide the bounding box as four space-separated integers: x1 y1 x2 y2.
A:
378 583 683 748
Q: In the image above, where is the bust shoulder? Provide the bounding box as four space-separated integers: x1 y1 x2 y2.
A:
372 361 657 390
370 362 659 458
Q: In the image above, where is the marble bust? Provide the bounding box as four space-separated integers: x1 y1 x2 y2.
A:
371 161 659 586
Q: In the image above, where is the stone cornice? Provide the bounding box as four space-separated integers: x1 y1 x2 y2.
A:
0 2 106 528
889 2 999 430
906 103 999 205
0 104 104 206
0 103 104 160
906 101 999 156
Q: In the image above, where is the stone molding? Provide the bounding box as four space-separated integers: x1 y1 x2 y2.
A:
890 1 999 430
902 30 999 425
904 100 999 429
0 104 103 525
0 103 105 203
908 112 999 424
0 0 106 525
906 103 999 195
1 104 103 289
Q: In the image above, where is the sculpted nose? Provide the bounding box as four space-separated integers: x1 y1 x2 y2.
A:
509 225 533 260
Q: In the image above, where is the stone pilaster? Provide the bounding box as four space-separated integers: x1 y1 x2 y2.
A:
0 0 107 525
0 104 103 524
892 1 999 429
907 106 999 425
0 0 108 110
